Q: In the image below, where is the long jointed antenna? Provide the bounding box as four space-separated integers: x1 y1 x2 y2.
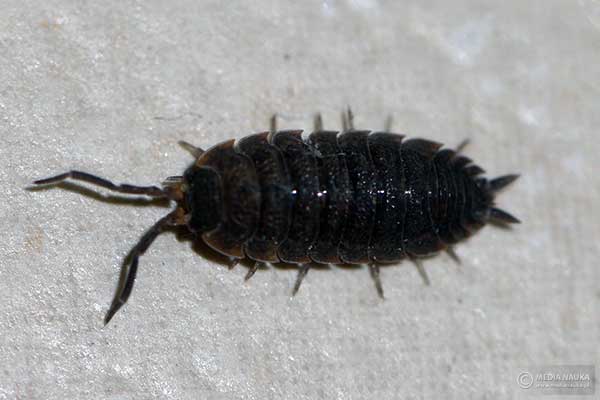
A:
34 170 167 197
104 211 176 325
33 170 176 324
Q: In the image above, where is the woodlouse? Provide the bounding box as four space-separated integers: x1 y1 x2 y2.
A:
33 111 520 324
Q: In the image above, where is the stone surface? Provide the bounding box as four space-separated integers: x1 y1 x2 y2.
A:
1 1 599 399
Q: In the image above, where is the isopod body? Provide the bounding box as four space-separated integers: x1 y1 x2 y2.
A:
189 129 518 263
34 118 520 323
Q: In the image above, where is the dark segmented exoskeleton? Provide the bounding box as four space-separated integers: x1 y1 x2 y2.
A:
33 110 519 324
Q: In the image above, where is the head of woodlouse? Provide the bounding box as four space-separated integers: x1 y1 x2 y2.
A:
181 166 224 233
31 164 229 325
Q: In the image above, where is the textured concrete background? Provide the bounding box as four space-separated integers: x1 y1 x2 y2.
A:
1 1 599 399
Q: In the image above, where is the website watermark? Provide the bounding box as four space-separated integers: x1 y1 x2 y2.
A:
517 365 595 395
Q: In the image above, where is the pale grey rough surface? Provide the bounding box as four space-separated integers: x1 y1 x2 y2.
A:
1 1 599 399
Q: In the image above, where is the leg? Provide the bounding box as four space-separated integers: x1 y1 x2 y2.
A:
292 264 310 296
178 140 205 158
104 211 177 325
456 138 470 154
411 257 431 286
341 107 355 132
445 247 461 264
270 114 278 134
313 112 324 132
369 263 385 299
244 261 261 281
384 115 394 132
227 257 240 270
34 170 166 198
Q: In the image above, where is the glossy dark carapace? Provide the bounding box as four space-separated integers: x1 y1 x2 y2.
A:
33 113 520 324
